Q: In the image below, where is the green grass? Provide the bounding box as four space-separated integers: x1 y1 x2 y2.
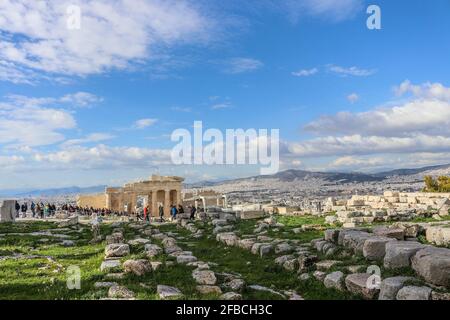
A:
4 215 438 300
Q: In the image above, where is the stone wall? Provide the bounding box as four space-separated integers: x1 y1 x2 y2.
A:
331 191 450 214
0 200 15 222
77 193 107 209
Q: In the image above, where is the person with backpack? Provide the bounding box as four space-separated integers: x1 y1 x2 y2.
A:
170 205 178 221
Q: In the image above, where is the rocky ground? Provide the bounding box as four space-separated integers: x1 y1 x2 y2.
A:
0 213 449 300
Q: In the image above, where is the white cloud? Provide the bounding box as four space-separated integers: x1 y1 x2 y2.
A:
224 57 263 74
281 0 363 22
34 144 172 169
61 133 114 147
0 155 25 167
171 107 192 113
0 95 77 147
304 98 450 137
327 64 377 77
347 93 359 103
0 0 214 82
211 102 232 110
395 80 450 101
292 68 318 77
134 118 158 129
288 81 450 162
289 134 450 158
60 92 104 107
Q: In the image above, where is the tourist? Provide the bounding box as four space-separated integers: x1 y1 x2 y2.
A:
178 204 185 215
170 205 178 221
21 202 28 218
190 205 197 220
143 205 148 222
37 204 43 219
31 202 36 218
158 204 165 222
44 204 50 218
15 201 20 218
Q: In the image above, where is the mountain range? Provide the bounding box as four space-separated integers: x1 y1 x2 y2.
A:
2 164 450 197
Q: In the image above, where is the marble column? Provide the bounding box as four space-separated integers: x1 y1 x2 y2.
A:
151 191 158 217
164 189 171 217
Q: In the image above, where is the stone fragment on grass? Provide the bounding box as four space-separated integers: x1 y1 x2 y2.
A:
157 285 183 300
345 273 380 299
324 271 345 291
105 244 130 258
396 286 432 300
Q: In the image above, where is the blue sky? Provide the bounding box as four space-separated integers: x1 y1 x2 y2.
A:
1 0 450 189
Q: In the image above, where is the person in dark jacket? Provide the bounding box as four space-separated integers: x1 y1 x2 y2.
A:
15 202 20 218
190 205 197 220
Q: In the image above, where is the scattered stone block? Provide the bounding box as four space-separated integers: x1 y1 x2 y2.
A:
396 286 431 300
123 259 152 276
100 260 121 272
196 285 222 295
411 246 450 287
192 269 217 285
373 227 405 240
316 260 342 271
157 285 183 300
345 273 380 299
220 292 242 300
177 255 197 264
108 286 135 299
363 236 395 260
105 244 130 258
384 241 427 269
324 271 345 291
379 276 414 300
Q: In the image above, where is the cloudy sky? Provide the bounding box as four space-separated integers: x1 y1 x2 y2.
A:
1 0 450 189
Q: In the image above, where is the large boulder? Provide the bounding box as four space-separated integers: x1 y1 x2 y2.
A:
105 244 130 258
345 273 380 299
123 259 152 276
383 241 427 269
426 226 450 246
396 286 432 300
192 269 217 285
324 271 345 291
379 276 414 300
411 246 450 287
342 231 372 254
363 237 396 260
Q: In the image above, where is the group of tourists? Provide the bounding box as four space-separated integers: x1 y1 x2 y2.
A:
14 201 56 219
14 200 205 223
139 203 204 223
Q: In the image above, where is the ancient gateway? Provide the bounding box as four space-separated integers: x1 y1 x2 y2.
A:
78 175 184 217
